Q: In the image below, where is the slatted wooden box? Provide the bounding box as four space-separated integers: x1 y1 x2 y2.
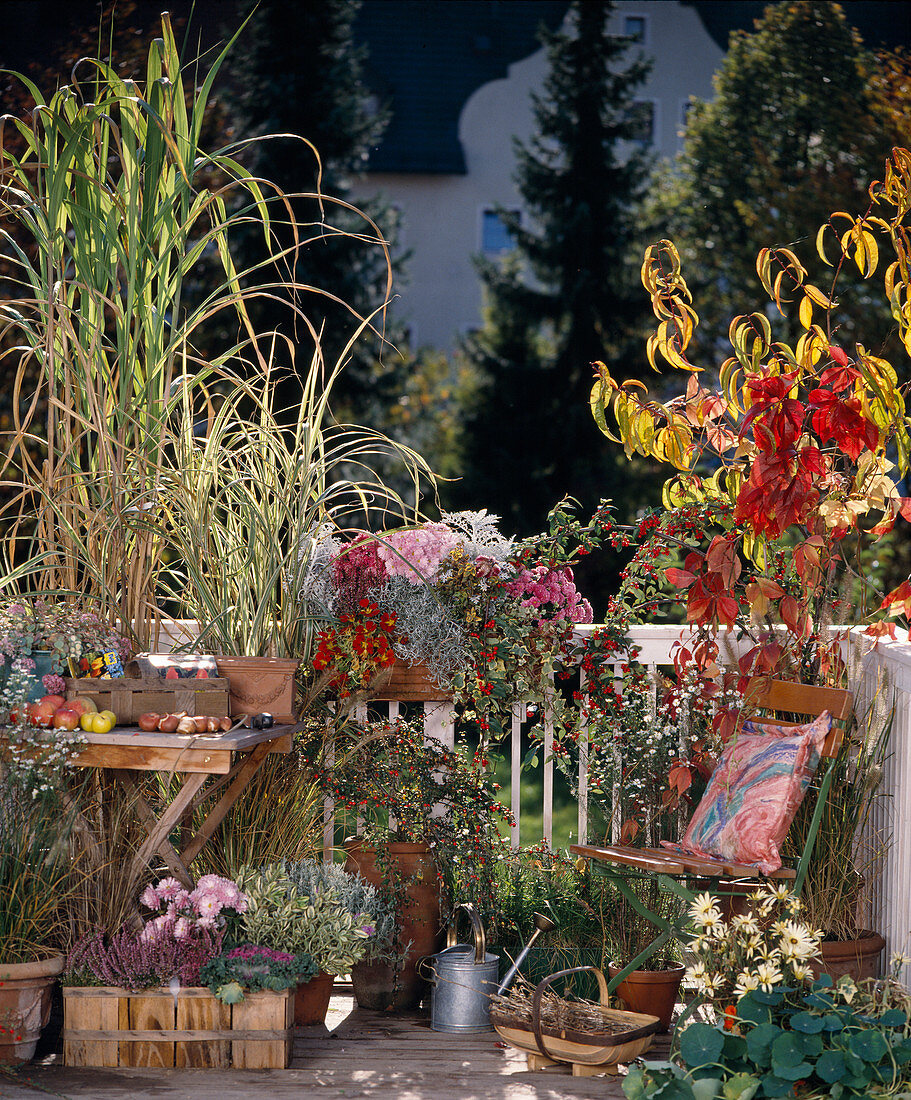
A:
64 677 230 724
62 986 293 1069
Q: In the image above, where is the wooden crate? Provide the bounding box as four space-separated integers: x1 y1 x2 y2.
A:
62 986 293 1069
64 677 230 724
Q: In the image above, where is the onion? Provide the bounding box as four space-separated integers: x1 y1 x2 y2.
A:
137 712 160 732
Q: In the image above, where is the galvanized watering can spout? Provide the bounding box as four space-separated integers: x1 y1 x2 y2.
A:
496 909 557 996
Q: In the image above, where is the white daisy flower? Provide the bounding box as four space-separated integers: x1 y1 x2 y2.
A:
733 970 761 997
755 961 783 991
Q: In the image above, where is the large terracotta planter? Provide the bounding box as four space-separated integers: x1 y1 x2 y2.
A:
810 931 885 983
607 963 685 1034
345 840 442 1010
293 971 335 1026
214 656 300 723
0 954 64 1066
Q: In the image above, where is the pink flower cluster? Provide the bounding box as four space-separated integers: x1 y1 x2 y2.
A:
504 566 594 626
376 523 460 583
226 944 296 963
139 874 249 942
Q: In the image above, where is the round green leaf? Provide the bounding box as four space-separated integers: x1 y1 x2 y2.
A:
680 1022 725 1068
879 1009 907 1028
745 1022 781 1066
848 1029 889 1062
771 1032 808 1068
816 1050 847 1084
790 1011 826 1033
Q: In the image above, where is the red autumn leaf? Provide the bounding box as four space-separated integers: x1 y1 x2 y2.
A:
669 763 693 794
665 567 697 589
900 498 911 522
880 580 911 616
706 536 741 587
819 363 860 392
620 818 639 845
863 620 898 640
828 345 850 367
807 390 879 460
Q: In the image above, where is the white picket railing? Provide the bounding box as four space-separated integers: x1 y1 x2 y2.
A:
159 617 911 977
383 624 911 981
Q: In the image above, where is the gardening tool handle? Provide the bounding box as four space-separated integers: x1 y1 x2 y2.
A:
531 966 611 1065
445 901 486 964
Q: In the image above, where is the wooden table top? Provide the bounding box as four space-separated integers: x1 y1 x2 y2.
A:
3 723 296 774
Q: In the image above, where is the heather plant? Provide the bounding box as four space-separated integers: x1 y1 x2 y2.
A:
139 874 250 940
65 925 224 991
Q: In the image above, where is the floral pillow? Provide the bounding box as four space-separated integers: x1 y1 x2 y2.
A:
661 711 832 874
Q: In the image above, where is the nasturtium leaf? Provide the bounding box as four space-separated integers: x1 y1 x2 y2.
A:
848 1029 889 1062
816 1050 847 1083
745 1022 780 1066
721 1073 760 1100
820 1013 843 1031
750 989 783 1007
771 1032 809 1069
789 1011 826 1033
878 1009 907 1027
722 1033 747 1061
760 1075 797 1097
737 995 772 1028
679 1022 725 1068
690 1077 722 1100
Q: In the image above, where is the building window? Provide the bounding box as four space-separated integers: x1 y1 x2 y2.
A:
629 100 656 145
481 208 519 254
623 15 647 43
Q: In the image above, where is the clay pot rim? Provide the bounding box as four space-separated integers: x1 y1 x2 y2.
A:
607 961 686 978
0 952 65 981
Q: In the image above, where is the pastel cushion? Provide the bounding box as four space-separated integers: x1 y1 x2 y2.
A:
662 711 832 874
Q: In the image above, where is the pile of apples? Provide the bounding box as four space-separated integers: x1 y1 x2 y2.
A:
20 694 117 734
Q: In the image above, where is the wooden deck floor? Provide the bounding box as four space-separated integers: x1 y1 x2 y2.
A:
2 987 671 1100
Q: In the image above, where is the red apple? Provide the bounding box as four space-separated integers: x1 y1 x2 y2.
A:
39 694 65 709
28 699 59 726
63 699 87 717
52 707 81 731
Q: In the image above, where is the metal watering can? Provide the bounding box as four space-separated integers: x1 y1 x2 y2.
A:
424 902 499 1033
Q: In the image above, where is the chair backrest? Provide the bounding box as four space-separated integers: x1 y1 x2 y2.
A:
740 677 853 758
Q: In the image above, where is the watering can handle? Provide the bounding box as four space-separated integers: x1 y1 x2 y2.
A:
445 901 486 963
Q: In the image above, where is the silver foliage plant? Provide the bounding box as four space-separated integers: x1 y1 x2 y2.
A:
296 511 516 687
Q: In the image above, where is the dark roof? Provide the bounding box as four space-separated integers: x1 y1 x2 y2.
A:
353 0 571 174
685 1 911 51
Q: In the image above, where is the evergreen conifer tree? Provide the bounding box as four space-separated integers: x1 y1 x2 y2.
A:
224 0 408 422
452 0 655 549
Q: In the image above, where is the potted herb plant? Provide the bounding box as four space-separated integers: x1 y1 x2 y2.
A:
307 714 512 1010
0 597 131 702
232 863 373 1026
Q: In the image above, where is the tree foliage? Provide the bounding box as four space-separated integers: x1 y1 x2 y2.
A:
652 0 907 369
222 0 409 425
452 0 657 567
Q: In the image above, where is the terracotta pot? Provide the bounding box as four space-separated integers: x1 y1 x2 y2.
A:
607 963 685 1034
345 840 441 1010
214 656 300 723
370 659 450 702
293 971 335 1026
0 954 64 1066
810 931 886 983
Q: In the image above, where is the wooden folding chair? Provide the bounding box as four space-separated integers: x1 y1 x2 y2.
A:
570 678 854 992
